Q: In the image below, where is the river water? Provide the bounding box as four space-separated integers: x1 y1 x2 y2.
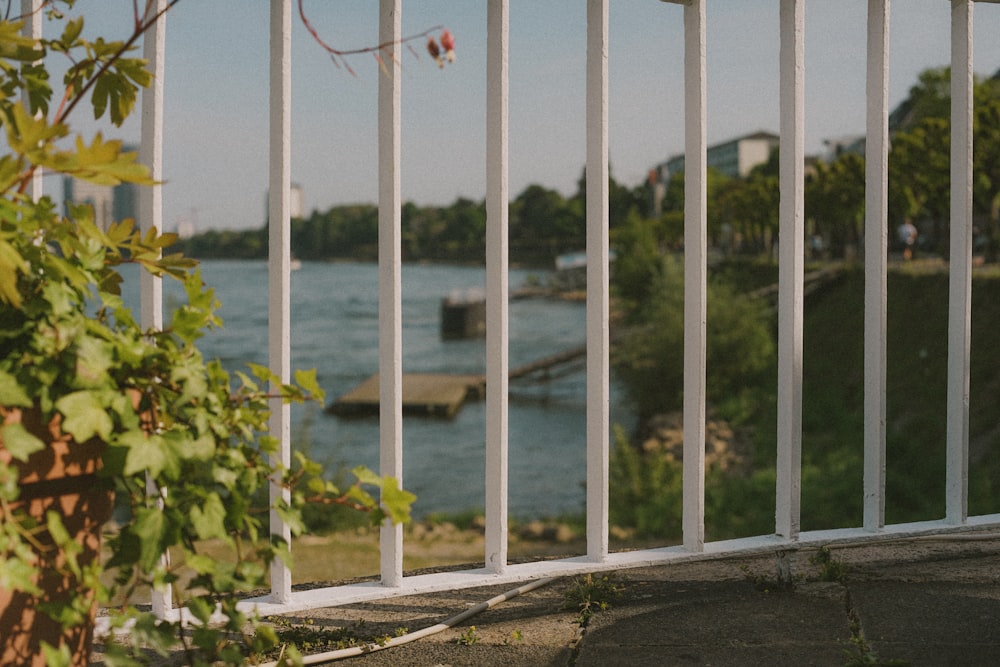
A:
129 260 629 520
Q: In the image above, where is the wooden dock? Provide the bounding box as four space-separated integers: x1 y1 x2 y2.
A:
328 373 485 418
328 345 588 418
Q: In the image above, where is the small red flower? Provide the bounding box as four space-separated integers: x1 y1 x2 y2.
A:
440 29 455 63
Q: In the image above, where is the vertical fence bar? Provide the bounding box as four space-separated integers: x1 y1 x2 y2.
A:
20 0 42 201
776 0 805 540
140 1 166 336
268 0 293 603
682 0 707 553
946 0 974 525
585 0 610 561
485 0 510 574
863 0 890 533
140 0 170 617
378 0 405 586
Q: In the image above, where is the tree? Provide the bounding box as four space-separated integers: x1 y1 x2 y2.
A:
886 66 1000 256
510 183 583 262
571 165 645 229
889 117 951 251
891 66 1000 133
974 98 1000 260
610 209 664 309
715 172 780 256
805 153 866 259
658 167 732 250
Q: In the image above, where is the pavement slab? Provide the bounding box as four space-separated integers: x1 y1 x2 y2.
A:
575 577 853 667
89 534 1000 666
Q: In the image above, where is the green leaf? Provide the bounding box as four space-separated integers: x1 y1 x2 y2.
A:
0 369 31 407
170 431 214 462
247 362 277 387
185 596 213 626
380 477 415 525
351 465 382 488
294 368 325 402
40 642 72 667
59 16 84 48
0 423 45 461
132 508 165 572
190 493 228 541
74 335 113 386
55 390 113 442
121 431 163 477
0 237 25 307
184 553 217 576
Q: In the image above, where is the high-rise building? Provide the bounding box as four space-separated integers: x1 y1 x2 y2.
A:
63 177 139 232
63 144 139 231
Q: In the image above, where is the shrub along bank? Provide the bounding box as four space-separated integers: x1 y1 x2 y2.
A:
609 261 1000 543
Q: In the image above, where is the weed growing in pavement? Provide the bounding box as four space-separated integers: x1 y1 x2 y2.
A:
455 626 480 646
811 546 849 583
253 617 396 662
563 573 622 625
843 627 908 666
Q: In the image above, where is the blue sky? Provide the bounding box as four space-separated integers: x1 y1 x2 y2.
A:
59 1 1000 232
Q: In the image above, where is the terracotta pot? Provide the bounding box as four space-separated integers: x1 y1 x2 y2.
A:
0 407 114 667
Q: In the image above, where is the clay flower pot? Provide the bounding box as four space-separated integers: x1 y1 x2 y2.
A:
0 407 114 667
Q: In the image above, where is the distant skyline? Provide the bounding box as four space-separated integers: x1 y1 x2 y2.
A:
55 2 1000 232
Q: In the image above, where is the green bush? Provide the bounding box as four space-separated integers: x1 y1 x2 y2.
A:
613 257 775 422
608 426 682 539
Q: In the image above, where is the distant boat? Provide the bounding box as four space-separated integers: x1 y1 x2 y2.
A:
554 250 616 271
290 258 303 271
555 251 587 271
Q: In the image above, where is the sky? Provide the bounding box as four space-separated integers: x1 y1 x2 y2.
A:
49 1 1000 233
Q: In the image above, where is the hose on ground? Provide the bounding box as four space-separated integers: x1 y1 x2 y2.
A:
257 575 560 667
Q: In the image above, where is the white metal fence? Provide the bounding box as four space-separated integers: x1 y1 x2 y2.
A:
126 0 1000 619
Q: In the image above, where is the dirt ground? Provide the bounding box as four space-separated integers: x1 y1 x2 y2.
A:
287 522 589 585
101 521 592 604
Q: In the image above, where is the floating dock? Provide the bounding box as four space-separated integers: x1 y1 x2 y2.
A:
328 373 485 418
328 345 588 418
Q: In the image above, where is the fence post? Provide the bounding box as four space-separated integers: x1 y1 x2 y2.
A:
946 0 974 525
140 0 171 616
378 0 405 585
776 0 805 540
863 0 890 533
268 0 293 603
485 0 511 574
586 0 610 562
20 0 42 201
682 0 707 553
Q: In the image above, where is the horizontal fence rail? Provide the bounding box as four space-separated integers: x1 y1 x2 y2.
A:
107 0 1000 625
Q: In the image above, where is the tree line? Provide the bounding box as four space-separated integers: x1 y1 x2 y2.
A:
173 66 1000 267
171 173 642 267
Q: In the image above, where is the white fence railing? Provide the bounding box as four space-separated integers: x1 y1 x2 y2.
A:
132 0 1000 619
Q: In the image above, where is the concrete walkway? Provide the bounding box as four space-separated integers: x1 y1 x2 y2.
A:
260 534 1000 666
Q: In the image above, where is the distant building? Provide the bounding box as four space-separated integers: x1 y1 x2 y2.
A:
266 183 305 221
659 130 780 183
290 183 304 219
63 177 138 233
649 130 779 217
63 143 139 232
